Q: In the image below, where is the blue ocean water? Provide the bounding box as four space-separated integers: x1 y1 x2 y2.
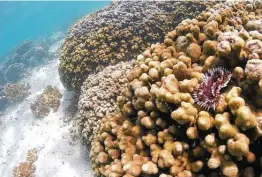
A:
0 1 110 110
0 1 110 60
0 3 110 176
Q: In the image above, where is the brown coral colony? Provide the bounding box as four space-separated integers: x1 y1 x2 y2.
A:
58 1 208 91
90 1 262 177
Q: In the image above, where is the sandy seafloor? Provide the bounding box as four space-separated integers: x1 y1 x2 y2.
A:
0 2 112 176
0 38 93 177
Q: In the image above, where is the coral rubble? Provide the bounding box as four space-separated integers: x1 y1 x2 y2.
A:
90 0 262 176
59 1 208 91
30 85 62 118
73 61 134 146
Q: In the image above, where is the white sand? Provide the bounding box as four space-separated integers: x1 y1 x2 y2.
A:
0 50 93 177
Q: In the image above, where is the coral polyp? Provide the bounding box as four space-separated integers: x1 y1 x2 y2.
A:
193 67 232 111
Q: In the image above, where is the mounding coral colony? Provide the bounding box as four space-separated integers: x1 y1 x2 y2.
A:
30 85 62 118
84 1 262 177
58 1 208 91
72 0 216 148
73 61 135 146
1 82 30 103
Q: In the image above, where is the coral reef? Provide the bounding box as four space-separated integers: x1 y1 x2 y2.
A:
3 63 26 83
0 37 62 86
72 61 134 146
59 1 209 91
13 148 38 177
1 82 30 103
30 85 62 118
90 0 262 176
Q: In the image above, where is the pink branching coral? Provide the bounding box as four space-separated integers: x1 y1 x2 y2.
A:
193 67 232 111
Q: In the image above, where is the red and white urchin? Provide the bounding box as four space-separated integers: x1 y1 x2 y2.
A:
192 67 232 111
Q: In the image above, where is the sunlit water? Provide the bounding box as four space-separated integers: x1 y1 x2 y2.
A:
0 1 109 58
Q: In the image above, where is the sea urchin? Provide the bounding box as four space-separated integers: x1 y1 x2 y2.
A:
193 67 232 111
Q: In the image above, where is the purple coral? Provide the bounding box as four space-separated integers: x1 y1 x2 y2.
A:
193 67 232 111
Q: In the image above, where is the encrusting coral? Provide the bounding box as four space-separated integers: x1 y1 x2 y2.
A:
72 61 134 146
90 0 262 176
30 85 62 118
59 1 209 91
13 149 38 177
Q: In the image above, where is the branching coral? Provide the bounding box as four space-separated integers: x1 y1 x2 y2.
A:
58 1 209 91
30 85 62 118
13 149 38 177
90 0 262 176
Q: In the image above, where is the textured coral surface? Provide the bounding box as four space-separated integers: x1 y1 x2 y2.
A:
30 85 62 118
73 61 134 146
1 82 30 103
13 149 38 177
59 1 208 91
90 1 262 176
